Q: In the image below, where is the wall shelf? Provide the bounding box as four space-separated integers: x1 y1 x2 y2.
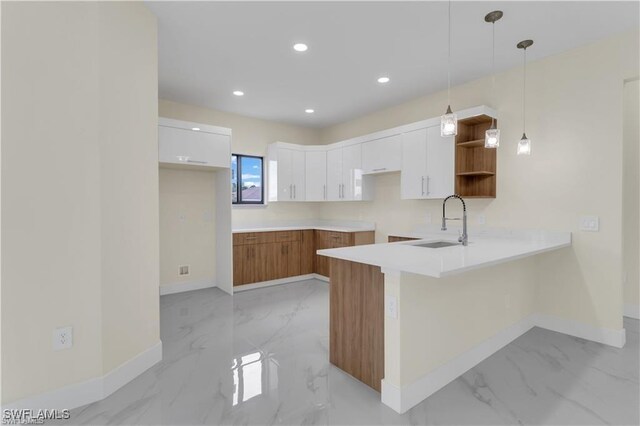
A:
456 171 495 176
455 115 497 198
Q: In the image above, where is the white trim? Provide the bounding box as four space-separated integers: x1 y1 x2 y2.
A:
381 312 627 414
159 279 216 296
381 314 535 414
158 117 231 136
233 274 327 292
533 313 626 348
624 303 640 319
3 341 162 411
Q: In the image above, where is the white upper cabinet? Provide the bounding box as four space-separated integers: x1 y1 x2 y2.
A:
305 150 327 201
268 145 305 201
326 147 343 201
401 128 429 199
362 134 401 174
425 126 454 198
341 144 364 201
158 119 231 169
401 126 454 199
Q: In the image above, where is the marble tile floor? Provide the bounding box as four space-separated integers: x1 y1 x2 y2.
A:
64 279 639 425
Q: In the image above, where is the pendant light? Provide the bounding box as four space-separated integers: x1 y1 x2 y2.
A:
440 0 457 137
484 10 503 148
517 39 534 155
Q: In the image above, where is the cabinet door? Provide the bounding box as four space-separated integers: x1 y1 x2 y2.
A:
314 230 331 277
159 126 230 168
300 230 315 274
286 241 301 277
305 151 327 201
233 245 244 286
425 126 455 199
401 128 428 199
342 144 362 201
291 149 306 201
276 148 294 201
362 135 401 174
326 148 343 201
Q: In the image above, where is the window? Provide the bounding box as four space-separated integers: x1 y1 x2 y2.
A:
232 154 264 204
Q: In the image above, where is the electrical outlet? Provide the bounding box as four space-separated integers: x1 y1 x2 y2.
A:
179 265 190 276
385 294 398 319
53 326 73 351
579 215 599 232
477 214 486 225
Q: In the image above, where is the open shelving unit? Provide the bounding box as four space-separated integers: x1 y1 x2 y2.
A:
455 114 497 198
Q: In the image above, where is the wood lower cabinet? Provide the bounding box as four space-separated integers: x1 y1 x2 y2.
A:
232 229 375 286
315 230 375 278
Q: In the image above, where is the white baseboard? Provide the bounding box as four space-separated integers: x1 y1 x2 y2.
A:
533 313 626 348
382 312 627 414
3 341 162 411
233 274 328 292
624 303 640 319
381 314 536 414
160 279 216 295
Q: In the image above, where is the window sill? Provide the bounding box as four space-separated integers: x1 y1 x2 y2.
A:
233 204 268 209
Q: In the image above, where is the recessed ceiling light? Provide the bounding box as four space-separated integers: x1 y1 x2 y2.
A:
191 127 200 131
233 90 244 96
293 43 308 52
305 109 315 114
377 76 390 84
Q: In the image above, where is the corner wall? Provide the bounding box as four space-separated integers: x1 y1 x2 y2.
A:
318 31 639 332
623 78 639 317
1 2 159 404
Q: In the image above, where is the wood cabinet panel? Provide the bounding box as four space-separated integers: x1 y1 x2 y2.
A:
329 258 384 392
300 230 315 274
314 230 375 277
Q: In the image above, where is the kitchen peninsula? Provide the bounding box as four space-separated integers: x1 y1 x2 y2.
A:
318 228 572 413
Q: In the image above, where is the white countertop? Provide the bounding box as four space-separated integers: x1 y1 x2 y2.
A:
317 228 571 278
232 220 375 234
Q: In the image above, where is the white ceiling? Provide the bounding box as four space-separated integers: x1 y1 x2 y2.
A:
147 1 639 128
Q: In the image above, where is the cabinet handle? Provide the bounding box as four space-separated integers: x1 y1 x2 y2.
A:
293 184 296 199
289 184 292 199
426 176 430 195
323 184 326 200
187 159 207 164
245 236 257 240
372 168 387 172
421 176 425 196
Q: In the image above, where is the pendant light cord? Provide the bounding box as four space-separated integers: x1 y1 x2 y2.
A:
523 48 527 134
447 0 451 106
491 22 496 128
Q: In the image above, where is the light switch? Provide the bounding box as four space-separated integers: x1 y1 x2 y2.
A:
580 215 599 232
477 214 486 225
385 294 398 319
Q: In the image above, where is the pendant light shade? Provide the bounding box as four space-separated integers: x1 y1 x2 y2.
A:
441 105 458 137
517 133 531 155
440 0 457 137
484 11 502 149
517 39 534 155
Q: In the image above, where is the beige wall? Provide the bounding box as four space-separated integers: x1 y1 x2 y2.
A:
319 31 639 331
385 258 537 387
159 169 217 289
1 2 159 403
623 79 639 311
159 99 322 228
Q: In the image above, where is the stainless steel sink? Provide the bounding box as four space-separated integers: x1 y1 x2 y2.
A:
413 241 460 249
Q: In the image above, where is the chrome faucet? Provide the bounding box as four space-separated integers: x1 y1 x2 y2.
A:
441 194 468 246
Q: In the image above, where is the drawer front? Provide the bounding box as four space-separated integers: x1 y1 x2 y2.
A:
233 232 275 245
325 231 351 246
273 230 301 243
